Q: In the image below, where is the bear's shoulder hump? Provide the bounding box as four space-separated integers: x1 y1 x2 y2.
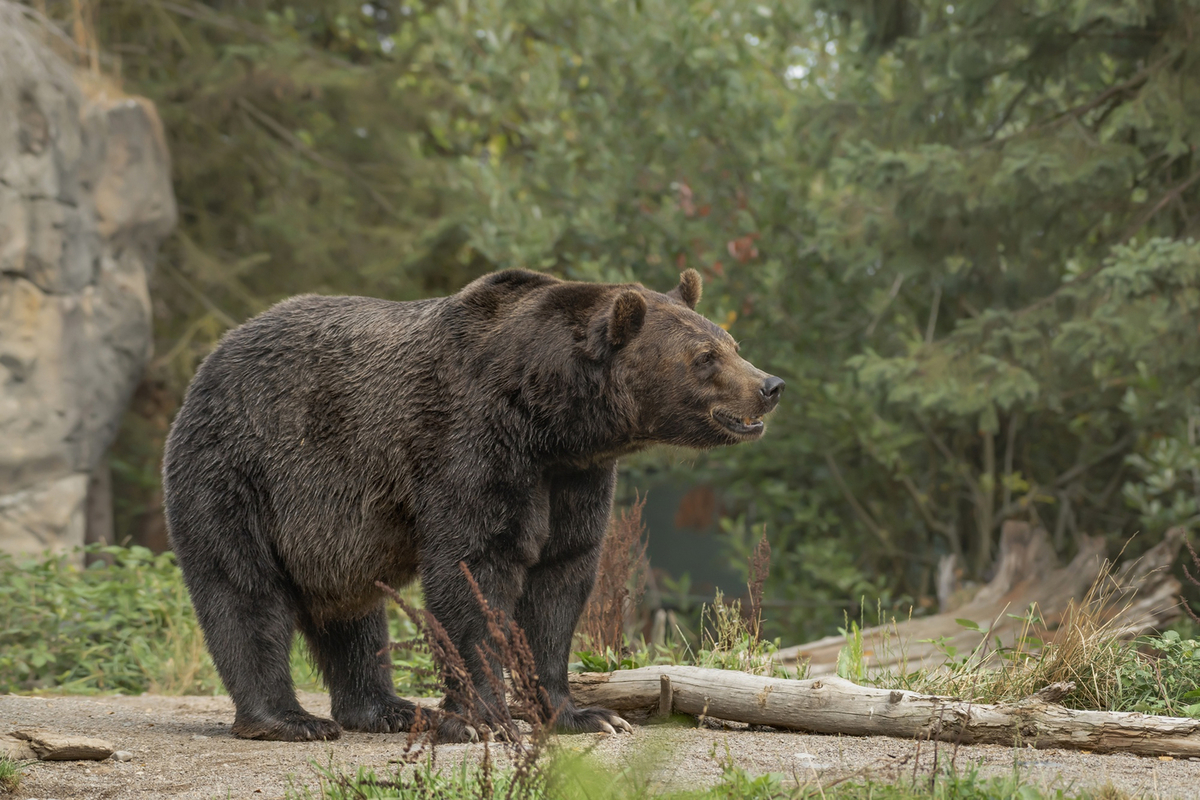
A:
455 269 562 313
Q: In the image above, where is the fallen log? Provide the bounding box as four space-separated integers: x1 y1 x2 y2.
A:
569 665 1200 758
773 523 1185 676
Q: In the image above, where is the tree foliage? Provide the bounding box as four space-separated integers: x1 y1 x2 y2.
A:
55 0 1200 638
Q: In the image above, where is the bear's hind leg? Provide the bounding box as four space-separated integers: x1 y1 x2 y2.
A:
188 567 341 742
302 605 417 734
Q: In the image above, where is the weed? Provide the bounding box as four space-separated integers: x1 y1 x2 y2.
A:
291 758 545 800
1113 629 1200 716
371 563 556 797
836 618 868 684
1182 533 1200 625
0 755 25 794
696 590 785 676
579 498 649 656
573 518 795 679
746 530 771 645
290 752 1136 800
572 644 676 673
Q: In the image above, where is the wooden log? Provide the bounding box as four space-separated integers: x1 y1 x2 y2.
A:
570 666 1200 758
773 524 1185 676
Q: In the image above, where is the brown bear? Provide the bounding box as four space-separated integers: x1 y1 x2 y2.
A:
162 269 783 742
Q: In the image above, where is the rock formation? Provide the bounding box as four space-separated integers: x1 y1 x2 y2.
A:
0 5 176 559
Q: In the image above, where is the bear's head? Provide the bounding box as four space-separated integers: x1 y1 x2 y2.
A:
605 270 784 450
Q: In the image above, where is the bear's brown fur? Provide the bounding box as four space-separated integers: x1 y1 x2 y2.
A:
162 269 782 741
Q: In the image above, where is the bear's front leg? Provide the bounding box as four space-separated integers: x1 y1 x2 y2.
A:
419 541 528 742
514 465 633 735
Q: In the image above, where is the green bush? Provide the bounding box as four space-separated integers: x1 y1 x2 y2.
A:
0 545 437 697
0 545 219 694
1114 630 1200 717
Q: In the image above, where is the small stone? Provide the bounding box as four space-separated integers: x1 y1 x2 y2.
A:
112 750 134 762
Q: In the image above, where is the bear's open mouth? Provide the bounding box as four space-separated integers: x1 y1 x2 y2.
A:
712 408 764 437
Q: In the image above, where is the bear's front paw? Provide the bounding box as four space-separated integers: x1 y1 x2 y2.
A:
553 705 634 735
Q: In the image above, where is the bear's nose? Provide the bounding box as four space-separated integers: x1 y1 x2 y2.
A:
760 376 785 407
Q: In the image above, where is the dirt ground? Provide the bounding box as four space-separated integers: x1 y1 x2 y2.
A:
3 691 1198 800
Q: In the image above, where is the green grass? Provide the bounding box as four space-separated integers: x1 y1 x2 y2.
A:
0 754 25 794
572 589 799 679
287 754 1137 800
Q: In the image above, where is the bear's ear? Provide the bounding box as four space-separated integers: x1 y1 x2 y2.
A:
608 290 647 348
667 269 702 309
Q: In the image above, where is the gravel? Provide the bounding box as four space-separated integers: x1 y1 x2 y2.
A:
1 692 1195 799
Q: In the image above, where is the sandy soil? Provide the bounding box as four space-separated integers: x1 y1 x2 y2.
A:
3 691 1198 799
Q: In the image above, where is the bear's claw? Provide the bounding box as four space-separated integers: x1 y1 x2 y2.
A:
432 715 479 743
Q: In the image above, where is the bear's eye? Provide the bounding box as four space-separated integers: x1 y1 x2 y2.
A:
695 351 716 367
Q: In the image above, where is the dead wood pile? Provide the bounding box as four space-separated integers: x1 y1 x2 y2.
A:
772 523 1185 676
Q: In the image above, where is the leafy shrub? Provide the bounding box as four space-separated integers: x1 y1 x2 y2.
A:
1114 630 1200 717
0 546 438 697
0 545 219 694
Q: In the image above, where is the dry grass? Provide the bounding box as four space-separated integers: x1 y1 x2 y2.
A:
377 567 555 781
859 561 1154 710
145 612 221 696
746 529 770 644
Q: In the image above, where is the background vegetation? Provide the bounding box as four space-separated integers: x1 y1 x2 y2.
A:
31 0 1200 641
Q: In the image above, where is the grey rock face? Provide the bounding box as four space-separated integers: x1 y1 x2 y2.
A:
0 6 176 559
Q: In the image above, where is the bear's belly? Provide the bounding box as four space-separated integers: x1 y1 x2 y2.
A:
280 518 421 622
